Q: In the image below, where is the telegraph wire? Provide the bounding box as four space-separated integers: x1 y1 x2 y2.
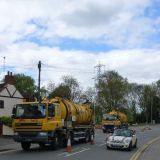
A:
41 62 94 74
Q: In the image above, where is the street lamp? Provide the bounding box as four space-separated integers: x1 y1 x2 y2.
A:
151 97 153 124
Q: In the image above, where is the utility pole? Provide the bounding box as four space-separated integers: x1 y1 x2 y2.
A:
94 62 105 121
151 96 153 124
38 61 41 101
3 56 5 76
94 62 105 89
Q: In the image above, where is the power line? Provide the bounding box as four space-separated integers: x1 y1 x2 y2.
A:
41 62 94 74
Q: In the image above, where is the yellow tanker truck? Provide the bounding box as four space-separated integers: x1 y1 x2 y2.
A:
102 110 128 133
12 97 94 150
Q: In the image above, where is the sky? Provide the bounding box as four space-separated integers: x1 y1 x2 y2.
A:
0 0 160 89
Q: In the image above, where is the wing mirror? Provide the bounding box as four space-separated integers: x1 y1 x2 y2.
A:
11 106 16 118
133 130 136 135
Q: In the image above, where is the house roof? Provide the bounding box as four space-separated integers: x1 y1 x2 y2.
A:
0 83 6 93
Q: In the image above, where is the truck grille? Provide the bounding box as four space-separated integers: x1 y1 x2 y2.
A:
15 123 42 131
18 132 38 137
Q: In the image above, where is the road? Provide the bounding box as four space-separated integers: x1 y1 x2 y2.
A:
0 125 160 160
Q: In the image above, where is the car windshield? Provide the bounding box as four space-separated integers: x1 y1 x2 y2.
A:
103 114 118 121
15 103 46 119
113 129 132 137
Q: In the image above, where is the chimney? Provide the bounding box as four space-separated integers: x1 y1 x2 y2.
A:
4 71 15 85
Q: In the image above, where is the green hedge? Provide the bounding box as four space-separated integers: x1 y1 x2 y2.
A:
0 116 12 127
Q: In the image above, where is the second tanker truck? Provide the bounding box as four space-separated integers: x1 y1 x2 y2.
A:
102 110 128 133
12 97 94 150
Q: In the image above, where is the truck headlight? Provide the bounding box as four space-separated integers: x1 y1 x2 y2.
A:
39 132 47 136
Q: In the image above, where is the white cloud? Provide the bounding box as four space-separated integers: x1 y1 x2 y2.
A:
0 0 160 88
0 0 157 47
0 43 160 89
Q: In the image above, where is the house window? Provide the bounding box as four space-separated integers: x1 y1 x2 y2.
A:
0 100 4 108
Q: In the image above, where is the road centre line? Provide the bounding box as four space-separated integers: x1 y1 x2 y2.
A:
64 148 90 157
130 136 160 160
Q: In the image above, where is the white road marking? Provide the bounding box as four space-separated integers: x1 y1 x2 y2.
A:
64 148 90 157
0 149 17 155
56 147 80 156
57 152 68 156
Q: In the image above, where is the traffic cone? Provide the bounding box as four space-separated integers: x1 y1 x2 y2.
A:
65 137 72 153
90 134 95 145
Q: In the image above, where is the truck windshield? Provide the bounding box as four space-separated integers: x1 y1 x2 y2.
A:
15 104 46 119
103 114 117 121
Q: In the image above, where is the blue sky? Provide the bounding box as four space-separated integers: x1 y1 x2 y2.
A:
0 0 160 88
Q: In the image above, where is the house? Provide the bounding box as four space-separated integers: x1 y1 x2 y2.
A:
0 72 24 117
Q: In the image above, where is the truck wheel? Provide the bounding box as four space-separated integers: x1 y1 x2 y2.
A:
21 142 31 151
39 143 46 148
103 130 106 133
85 132 90 143
50 134 59 150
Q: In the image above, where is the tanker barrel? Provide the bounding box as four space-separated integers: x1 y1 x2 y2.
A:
53 97 93 125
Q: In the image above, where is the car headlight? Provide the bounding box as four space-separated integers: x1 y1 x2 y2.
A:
39 132 47 136
123 139 130 144
14 132 18 136
107 137 112 142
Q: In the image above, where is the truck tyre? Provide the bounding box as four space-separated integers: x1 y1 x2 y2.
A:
84 132 90 143
21 142 31 151
103 129 106 133
39 143 46 148
50 134 59 150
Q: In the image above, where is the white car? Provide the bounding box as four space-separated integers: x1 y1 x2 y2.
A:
106 128 137 151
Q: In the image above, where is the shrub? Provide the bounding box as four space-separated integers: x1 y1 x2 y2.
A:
0 116 12 127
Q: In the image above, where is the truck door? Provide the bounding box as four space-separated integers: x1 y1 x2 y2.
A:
48 104 55 118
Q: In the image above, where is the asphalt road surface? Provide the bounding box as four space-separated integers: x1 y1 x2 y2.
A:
0 125 160 160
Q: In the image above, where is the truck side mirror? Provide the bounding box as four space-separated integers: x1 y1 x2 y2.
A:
12 106 16 118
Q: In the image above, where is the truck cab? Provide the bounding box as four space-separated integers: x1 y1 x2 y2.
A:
102 114 121 133
102 110 128 133
12 101 63 150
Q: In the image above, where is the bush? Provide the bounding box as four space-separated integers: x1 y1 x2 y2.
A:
0 116 12 127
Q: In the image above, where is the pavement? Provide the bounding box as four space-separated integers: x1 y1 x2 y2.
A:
0 136 19 151
139 137 160 160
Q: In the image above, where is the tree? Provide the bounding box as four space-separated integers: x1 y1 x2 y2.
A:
13 74 36 95
49 84 71 99
97 70 128 112
47 81 55 94
61 75 81 101
127 83 143 123
49 75 82 101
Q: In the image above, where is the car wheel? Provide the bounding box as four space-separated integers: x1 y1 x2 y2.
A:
106 145 111 150
127 142 132 151
133 139 137 148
